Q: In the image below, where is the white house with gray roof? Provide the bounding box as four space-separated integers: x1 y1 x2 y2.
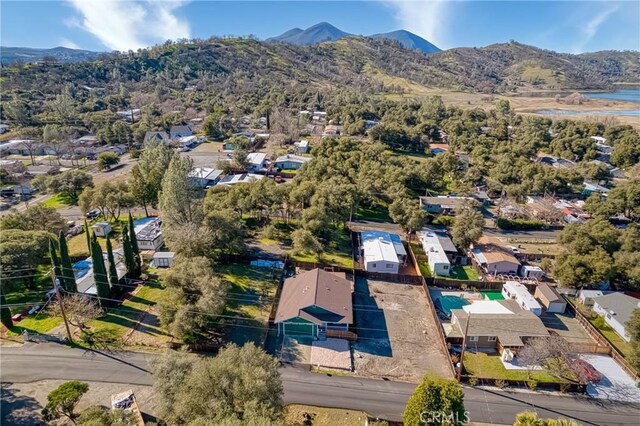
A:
593 293 640 342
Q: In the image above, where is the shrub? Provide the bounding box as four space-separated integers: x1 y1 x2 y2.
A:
433 215 454 226
468 376 479 386
526 380 538 391
494 379 507 389
496 217 544 230
404 374 466 426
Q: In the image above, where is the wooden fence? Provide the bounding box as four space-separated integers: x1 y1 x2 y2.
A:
564 296 639 381
426 277 505 290
459 375 587 393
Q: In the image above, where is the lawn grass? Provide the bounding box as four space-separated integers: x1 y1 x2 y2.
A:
463 352 566 383
217 263 280 346
41 193 75 208
449 265 480 281
8 312 63 335
589 315 633 357
354 201 391 222
67 226 124 258
289 227 354 268
284 404 368 426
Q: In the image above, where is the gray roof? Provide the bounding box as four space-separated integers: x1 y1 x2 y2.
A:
536 284 563 304
450 300 549 347
593 293 640 326
422 226 457 253
170 125 192 134
275 269 353 325
420 196 474 208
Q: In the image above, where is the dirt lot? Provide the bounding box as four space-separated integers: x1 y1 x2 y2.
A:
352 277 453 382
182 142 231 168
1 380 157 425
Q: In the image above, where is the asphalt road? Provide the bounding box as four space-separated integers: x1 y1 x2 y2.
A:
2 344 639 425
483 228 561 240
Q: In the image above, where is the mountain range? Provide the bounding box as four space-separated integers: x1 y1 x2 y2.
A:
267 22 441 54
0 46 101 64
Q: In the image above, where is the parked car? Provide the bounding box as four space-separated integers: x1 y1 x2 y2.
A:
86 209 101 219
573 359 602 383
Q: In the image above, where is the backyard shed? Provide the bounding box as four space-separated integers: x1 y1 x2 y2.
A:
502 281 542 316
153 252 175 268
534 284 566 313
91 222 112 237
521 265 544 280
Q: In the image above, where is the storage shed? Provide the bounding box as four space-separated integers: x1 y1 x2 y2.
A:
153 252 175 268
534 284 566 313
502 281 542 316
91 222 112 237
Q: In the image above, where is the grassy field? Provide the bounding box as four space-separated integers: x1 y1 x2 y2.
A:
449 265 480 281
589 315 633 358
217 263 281 346
463 352 566 383
8 312 63 335
289 228 354 268
67 219 126 257
41 193 75 208
284 404 368 426
354 201 391 222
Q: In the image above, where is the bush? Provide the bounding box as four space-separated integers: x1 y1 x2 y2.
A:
494 379 507 389
496 217 544 230
404 374 465 426
468 376 479 386
526 380 538 390
433 215 454 226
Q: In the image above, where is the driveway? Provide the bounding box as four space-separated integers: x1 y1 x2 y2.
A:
580 354 640 402
352 277 453 382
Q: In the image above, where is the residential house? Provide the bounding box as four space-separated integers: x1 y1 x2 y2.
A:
322 125 343 138
217 173 264 186
72 135 100 147
471 236 520 276
188 168 223 188
520 265 544 280
84 144 127 160
91 222 112 237
74 249 128 295
0 159 25 173
502 281 543 316
418 227 459 276
0 124 9 134
430 144 449 155
153 252 175 268
170 125 192 140
177 136 198 150
133 217 164 251
312 111 327 121
553 199 590 224
592 293 640 342
294 140 309 154
578 290 604 307
274 154 311 170
447 299 550 354
419 196 476 215
116 109 140 122
144 131 170 145
534 284 566 314
275 268 353 339
360 230 407 274
246 152 267 172
590 136 607 144
583 182 609 197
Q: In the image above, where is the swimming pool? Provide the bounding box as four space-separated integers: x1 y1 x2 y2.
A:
434 295 470 317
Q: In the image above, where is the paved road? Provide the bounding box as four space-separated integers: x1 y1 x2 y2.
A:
484 228 561 240
2 344 639 425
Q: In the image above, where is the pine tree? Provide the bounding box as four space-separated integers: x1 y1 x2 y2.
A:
90 238 110 307
128 213 141 276
49 239 63 289
1 291 13 330
122 226 136 277
84 219 91 254
58 231 77 293
106 237 120 289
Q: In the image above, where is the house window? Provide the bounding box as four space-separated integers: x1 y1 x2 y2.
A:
386 264 393 269
606 313 612 320
488 336 497 342
372 263 377 268
468 336 479 342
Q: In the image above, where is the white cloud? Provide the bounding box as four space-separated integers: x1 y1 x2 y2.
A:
59 38 80 49
382 0 450 48
573 4 619 53
67 0 191 51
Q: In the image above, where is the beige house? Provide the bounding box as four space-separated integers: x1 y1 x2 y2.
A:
534 284 567 314
471 236 520 276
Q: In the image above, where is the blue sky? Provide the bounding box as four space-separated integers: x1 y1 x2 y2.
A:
1 1 639 53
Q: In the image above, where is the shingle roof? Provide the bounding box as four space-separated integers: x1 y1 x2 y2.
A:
275 269 353 325
472 236 520 266
593 293 640 327
450 300 549 347
536 284 562 303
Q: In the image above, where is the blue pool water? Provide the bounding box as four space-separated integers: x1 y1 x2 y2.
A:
434 296 470 317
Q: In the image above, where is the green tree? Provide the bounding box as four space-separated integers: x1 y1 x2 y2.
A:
127 213 141 275
50 238 63 288
403 374 466 426
389 196 430 235
105 237 120 289
626 309 640 372
150 344 283 424
291 228 322 258
90 238 110 306
130 141 175 216
35 170 94 204
450 203 484 251
0 204 67 235
59 230 77 293
121 226 136 278
77 405 136 426
42 381 90 424
84 219 91 254
513 411 579 426
1 290 13 330
97 152 120 170
0 230 52 288
158 155 202 227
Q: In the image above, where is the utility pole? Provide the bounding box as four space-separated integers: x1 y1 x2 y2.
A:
457 313 471 380
51 273 73 343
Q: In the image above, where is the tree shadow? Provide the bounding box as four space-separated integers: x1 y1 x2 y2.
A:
352 276 392 357
1 382 45 426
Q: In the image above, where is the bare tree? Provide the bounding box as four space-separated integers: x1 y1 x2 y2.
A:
518 335 575 380
49 294 102 330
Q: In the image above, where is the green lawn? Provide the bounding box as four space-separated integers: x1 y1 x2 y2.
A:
9 313 63 335
66 220 125 258
217 264 280 346
463 352 566 383
589 316 633 358
354 202 391 222
41 193 75 208
289 227 354 268
449 265 480 281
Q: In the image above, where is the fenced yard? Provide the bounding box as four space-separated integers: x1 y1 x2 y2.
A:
462 352 568 384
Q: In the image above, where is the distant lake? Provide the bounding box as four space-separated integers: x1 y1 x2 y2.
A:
583 89 640 103
537 109 640 117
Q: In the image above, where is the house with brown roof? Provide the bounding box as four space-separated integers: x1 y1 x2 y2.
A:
275 268 353 339
534 284 566 314
447 299 550 354
471 236 520 276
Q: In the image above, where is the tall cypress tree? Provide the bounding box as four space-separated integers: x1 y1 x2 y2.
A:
90 238 110 307
1 290 13 330
106 237 120 289
49 239 62 288
127 213 141 276
58 231 77 293
84 219 91 254
122 226 136 278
